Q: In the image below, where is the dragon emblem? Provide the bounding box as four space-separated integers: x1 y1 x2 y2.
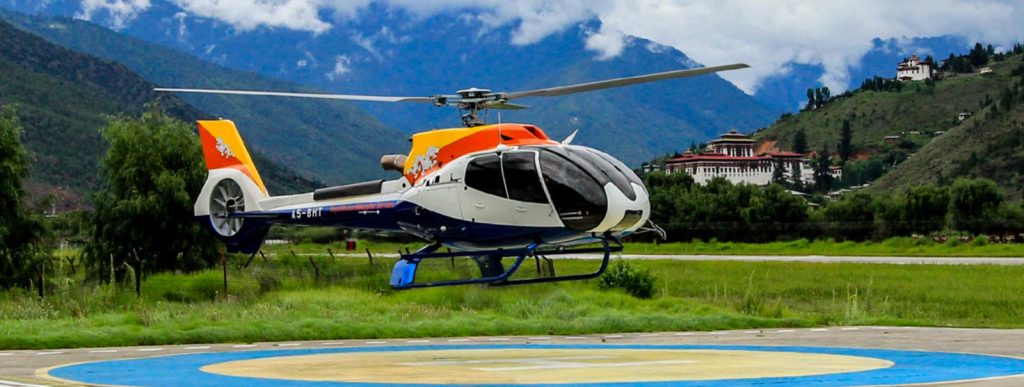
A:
215 137 235 159
408 146 439 178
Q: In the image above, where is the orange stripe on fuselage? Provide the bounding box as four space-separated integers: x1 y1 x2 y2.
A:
403 124 557 183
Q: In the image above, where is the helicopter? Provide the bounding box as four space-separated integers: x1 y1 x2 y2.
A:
156 63 748 289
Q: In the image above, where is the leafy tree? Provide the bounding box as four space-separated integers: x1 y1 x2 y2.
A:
901 184 950 235
838 119 853 162
0 105 44 289
824 192 875 241
806 88 815 110
812 146 833 193
788 162 803 192
771 159 787 185
84 108 219 295
969 43 989 67
792 128 808 154
948 178 1002 235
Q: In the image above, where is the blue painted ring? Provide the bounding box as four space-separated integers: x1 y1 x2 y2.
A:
48 344 1024 386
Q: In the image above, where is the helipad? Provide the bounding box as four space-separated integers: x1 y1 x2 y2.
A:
45 344 1024 386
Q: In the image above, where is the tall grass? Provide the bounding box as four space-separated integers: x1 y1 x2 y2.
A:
623 237 1024 257
3 250 1024 350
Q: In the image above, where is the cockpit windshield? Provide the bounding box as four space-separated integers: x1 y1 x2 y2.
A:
537 148 608 231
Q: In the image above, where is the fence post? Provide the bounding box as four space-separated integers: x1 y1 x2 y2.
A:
308 257 320 284
37 262 44 299
221 249 228 298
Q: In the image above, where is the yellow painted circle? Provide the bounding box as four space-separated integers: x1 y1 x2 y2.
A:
201 348 894 384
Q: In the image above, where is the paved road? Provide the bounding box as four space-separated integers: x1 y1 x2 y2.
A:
3 327 1023 386
326 251 1024 265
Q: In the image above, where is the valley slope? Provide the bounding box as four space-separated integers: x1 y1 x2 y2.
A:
0 18 319 206
1 10 409 185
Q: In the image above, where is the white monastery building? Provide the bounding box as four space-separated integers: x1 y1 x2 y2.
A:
665 130 807 185
896 54 933 82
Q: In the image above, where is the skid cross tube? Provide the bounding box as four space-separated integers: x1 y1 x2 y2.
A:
389 238 622 289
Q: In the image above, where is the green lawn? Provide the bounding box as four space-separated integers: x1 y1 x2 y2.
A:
622 237 1024 257
2 253 1023 350
260 236 1024 258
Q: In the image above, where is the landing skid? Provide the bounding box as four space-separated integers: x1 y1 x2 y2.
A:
389 237 622 289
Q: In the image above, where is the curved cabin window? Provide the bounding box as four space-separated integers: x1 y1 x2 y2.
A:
538 149 607 231
502 152 548 203
465 154 506 197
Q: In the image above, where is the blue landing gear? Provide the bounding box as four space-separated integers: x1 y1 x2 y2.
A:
389 238 622 289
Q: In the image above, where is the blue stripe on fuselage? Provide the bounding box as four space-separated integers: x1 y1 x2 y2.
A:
235 200 587 248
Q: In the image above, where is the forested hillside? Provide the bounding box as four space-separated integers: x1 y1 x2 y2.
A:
0 19 319 206
754 46 1024 198
1 10 408 184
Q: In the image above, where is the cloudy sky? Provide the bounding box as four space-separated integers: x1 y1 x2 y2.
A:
77 0 1024 94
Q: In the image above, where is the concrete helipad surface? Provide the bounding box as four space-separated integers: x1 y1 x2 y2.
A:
2 326 1024 386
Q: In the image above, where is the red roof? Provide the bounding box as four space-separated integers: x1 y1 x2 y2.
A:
666 152 769 163
766 151 804 158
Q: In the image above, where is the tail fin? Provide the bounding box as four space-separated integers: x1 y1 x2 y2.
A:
198 120 268 196
194 120 270 254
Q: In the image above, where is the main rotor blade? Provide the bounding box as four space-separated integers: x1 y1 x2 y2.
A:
503 63 749 99
153 88 434 103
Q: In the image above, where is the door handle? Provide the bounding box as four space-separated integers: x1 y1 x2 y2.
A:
514 206 527 212
474 203 485 209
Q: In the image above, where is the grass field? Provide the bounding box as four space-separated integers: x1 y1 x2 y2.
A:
2 250 1023 350
261 236 1024 258
622 237 1024 257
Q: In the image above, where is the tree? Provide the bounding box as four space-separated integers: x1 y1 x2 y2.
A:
771 159 787 185
948 178 1002 236
838 119 853 162
812 146 833 193
84 108 219 295
901 184 950 235
806 88 815 110
969 42 989 67
0 105 44 290
824 192 875 241
793 128 808 154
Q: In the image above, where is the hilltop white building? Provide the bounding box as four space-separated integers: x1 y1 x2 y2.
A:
897 54 933 81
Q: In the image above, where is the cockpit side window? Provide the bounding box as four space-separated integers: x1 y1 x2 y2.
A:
568 146 636 200
538 149 608 230
502 152 548 203
585 148 644 187
465 154 506 197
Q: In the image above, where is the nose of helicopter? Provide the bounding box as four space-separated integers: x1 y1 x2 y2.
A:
592 180 650 234
563 145 650 234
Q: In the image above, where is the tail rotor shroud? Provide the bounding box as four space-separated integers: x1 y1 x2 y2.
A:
209 178 245 237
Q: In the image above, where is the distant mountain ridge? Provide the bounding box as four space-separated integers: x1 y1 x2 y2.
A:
0 3 776 167
0 17 320 207
0 9 411 186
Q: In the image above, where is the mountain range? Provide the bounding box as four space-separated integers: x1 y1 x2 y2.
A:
0 17 321 208
1 2 781 167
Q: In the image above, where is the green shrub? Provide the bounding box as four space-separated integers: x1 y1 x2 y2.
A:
598 261 656 299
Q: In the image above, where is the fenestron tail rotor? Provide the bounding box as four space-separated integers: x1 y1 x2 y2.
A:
155 63 749 127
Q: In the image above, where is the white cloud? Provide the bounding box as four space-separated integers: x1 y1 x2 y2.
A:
173 11 188 39
326 55 352 81
149 0 1024 94
169 0 337 34
76 0 151 30
584 23 629 60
